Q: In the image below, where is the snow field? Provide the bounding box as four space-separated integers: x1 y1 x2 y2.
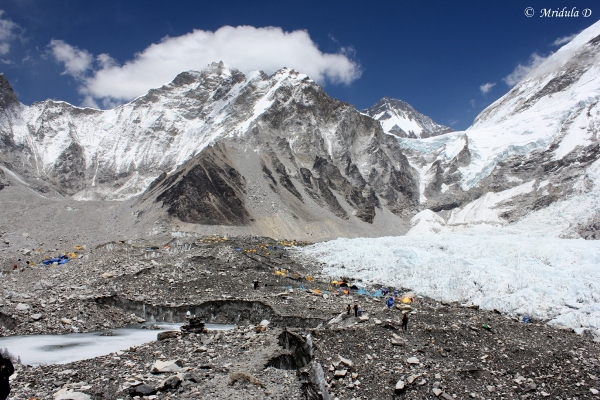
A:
300 232 600 332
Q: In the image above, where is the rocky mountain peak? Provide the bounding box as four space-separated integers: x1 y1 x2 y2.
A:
0 73 20 110
363 96 453 139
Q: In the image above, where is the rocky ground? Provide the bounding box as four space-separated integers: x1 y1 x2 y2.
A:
0 235 599 399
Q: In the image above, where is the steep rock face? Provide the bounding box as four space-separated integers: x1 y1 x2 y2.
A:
151 144 250 226
0 74 23 161
139 68 420 226
363 97 453 138
238 74 419 223
0 167 6 190
0 74 19 111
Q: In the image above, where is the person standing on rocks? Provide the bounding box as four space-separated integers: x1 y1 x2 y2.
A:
354 302 359 317
253 279 260 290
0 352 14 400
347 304 351 315
402 312 409 331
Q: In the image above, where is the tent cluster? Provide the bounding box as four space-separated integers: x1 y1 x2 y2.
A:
37 245 85 266
237 243 281 255
276 240 309 247
197 236 229 244
235 239 309 257
328 278 417 301
330 279 360 295
271 268 317 282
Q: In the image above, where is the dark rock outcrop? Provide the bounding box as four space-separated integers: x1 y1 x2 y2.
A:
154 145 250 226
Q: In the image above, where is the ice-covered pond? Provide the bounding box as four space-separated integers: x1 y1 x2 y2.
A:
0 323 234 366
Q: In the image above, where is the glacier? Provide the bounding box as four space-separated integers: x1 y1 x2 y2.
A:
300 224 600 333
299 20 600 336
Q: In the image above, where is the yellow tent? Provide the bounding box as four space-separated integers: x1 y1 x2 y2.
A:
401 292 416 303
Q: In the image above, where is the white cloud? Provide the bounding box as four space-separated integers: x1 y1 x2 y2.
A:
503 53 549 87
552 33 577 47
50 25 361 107
80 95 99 109
48 39 93 78
96 53 117 69
479 82 496 94
0 10 22 56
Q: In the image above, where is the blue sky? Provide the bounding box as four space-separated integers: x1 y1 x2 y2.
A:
0 0 597 130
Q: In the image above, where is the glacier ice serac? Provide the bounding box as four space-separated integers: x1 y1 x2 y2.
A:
302 21 600 335
299 225 600 334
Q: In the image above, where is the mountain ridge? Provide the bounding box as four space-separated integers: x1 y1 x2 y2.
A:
0 62 422 239
1 20 600 241
363 96 453 138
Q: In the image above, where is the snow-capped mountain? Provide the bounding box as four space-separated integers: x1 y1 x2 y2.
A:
1 20 600 240
363 97 453 138
0 62 419 238
396 20 600 237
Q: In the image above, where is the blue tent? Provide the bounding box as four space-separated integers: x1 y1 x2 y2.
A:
357 288 370 296
42 255 70 265
371 290 383 297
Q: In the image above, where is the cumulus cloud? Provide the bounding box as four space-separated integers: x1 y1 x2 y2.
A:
503 53 549 87
80 95 100 109
552 33 577 47
48 39 93 78
479 82 496 94
0 10 22 56
49 25 361 107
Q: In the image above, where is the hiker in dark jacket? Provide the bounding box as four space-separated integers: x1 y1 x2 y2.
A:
353 303 359 317
0 353 14 400
402 312 409 331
